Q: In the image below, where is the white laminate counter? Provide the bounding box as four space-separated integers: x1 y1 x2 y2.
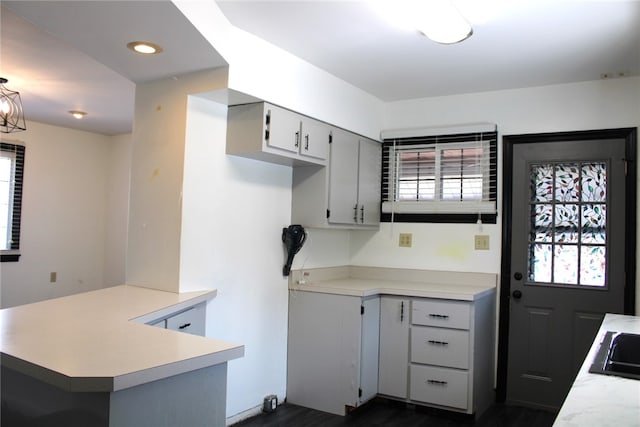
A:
288 266 496 301
553 313 640 427
0 285 244 392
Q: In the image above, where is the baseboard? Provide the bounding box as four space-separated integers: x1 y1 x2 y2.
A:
226 404 263 426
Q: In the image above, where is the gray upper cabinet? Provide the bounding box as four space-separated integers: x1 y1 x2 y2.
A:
227 101 381 229
328 129 381 226
226 102 329 166
292 128 381 229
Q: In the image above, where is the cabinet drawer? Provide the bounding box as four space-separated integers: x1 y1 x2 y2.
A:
410 365 469 410
166 307 205 336
412 299 470 330
411 327 469 369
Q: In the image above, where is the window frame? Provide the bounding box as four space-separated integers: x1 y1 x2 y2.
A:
381 131 497 224
0 142 25 262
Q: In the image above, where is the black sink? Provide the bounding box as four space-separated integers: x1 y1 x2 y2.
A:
589 331 640 380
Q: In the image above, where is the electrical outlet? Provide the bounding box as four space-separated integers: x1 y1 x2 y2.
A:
50 272 57 283
475 235 490 250
399 233 412 248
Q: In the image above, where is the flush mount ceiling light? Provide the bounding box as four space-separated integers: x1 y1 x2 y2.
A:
373 0 473 44
416 1 473 44
0 77 26 133
126 41 163 55
69 110 87 119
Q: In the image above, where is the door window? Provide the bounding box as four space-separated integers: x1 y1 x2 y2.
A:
528 162 607 287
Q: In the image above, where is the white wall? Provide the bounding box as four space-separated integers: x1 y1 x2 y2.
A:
0 121 129 308
173 0 384 140
104 133 131 287
126 68 229 292
350 77 640 311
181 96 292 418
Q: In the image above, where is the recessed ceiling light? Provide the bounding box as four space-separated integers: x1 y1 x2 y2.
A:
69 110 87 119
127 41 163 55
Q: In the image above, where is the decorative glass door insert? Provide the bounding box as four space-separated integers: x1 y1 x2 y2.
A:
528 162 607 287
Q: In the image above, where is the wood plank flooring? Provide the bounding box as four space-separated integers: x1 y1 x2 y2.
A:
235 399 558 427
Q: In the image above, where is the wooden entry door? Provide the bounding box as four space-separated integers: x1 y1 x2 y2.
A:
499 128 636 410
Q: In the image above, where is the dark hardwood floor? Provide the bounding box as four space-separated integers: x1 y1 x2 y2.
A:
235 399 558 427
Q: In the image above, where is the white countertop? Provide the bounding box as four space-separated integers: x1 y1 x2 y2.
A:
553 313 640 426
290 278 495 301
0 285 244 392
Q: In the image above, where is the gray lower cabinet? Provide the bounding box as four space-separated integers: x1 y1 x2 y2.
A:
378 296 410 398
377 294 495 416
409 292 495 415
147 302 206 336
287 291 380 415
288 290 495 418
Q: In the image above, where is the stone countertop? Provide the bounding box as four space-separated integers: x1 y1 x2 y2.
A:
553 313 640 426
289 266 497 301
0 285 244 393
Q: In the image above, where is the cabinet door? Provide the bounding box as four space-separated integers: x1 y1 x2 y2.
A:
265 104 302 154
328 129 359 224
357 139 381 226
379 296 410 398
301 118 329 160
360 296 380 404
165 305 205 336
287 292 362 415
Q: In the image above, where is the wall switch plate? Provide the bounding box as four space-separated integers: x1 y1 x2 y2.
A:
399 233 412 247
475 235 490 250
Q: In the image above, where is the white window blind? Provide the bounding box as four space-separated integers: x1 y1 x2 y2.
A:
382 128 497 218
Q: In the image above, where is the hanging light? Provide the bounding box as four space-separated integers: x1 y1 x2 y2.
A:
0 78 26 133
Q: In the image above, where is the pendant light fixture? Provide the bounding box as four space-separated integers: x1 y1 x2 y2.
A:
0 78 27 133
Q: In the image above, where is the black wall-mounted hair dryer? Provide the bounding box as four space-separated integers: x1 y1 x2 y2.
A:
282 225 306 276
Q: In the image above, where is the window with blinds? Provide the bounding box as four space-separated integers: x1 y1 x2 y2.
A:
381 128 497 223
0 142 25 261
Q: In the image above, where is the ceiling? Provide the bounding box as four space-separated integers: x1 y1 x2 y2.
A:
1 0 639 136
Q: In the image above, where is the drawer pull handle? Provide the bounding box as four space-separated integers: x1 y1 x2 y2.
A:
178 323 191 330
428 314 450 319
427 379 448 386
427 340 449 346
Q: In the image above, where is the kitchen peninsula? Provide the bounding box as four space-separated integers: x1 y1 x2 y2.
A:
0 285 244 427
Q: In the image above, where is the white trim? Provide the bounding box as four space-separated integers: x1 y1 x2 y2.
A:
382 200 496 214
226 404 264 426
